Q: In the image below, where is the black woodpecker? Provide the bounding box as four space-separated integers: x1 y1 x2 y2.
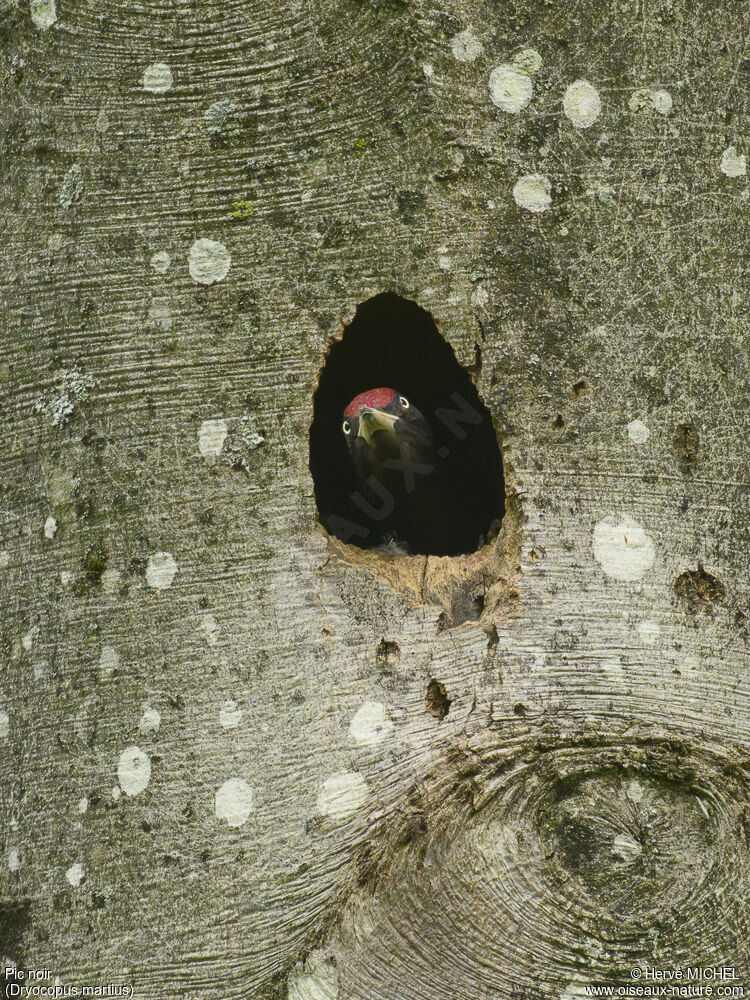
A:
341 387 457 554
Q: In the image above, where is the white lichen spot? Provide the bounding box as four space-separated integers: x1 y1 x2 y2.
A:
438 255 451 272
111 785 122 801
65 862 84 887
98 645 119 678
150 250 171 273
628 88 672 115
30 0 56 30
451 28 483 64
219 700 243 729
146 551 177 590
147 298 172 333
35 369 95 426
189 238 231 285
317 772 368 819
636 620 661 645
563 80 601 128
0 711 9 740
0 551 9 569
142 62 173 94
77 797 88 814
101 568 121 594
203 99 238 138
33 661 49 681
199 613 220 646
44 516 58 539
22 627 38 651
592 515 655 581
592 183 617 206
95 109 109 133
60 570 72 586
138 706 161 734
287 950 339 1000
215 778 254 827
626 779 644 803
422 62 434 79
488 64 533 113
348 701 393 746
8 848 20 872
627 419 650 444
513 173 552 213
613 833 641 863
117 745 151 797
471 285 489 308
198 419 228 458
47 469 76 505
59 164 84 208
512 48 542 75
720 145 746 178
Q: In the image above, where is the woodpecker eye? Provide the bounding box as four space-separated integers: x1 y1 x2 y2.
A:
342 419 352 435
399 396 409 409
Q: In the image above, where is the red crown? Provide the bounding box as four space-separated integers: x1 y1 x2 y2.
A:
343 387 398 418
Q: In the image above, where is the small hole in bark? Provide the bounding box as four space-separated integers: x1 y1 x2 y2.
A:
572 379 588 399
513 702 527 717
674 422 699 468
425 679 451 720
673 565 726 612
376 639 401 668
486 623 499 652
310 292 506 556
445 582 488 628
552 414 565 429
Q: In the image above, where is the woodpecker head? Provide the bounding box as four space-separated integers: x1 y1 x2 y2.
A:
342 387 434 485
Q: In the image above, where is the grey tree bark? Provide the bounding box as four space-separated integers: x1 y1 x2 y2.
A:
2 0 749 998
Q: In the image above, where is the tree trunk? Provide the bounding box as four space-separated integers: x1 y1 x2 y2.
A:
2 0 749 997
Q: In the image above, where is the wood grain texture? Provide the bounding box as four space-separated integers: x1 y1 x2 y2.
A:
1 0 749 997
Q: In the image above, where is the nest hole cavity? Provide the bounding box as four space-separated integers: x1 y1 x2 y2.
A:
310 293 506 557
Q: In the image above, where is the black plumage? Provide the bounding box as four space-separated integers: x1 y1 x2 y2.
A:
339 387 482 556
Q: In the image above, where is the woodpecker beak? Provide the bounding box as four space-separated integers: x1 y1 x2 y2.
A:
357 406 399 443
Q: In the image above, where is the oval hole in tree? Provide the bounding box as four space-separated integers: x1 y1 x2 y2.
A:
310 292 506 557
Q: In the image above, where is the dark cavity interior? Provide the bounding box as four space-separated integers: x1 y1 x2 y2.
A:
309 292 506 557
